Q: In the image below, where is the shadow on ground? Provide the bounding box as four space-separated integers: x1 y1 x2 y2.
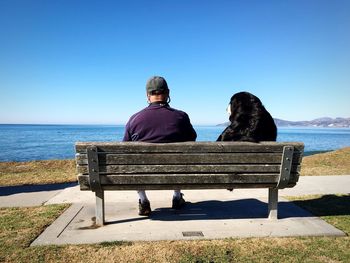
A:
104 195 350 225
291 194 350 217
0 182 77 196
104 198 314 225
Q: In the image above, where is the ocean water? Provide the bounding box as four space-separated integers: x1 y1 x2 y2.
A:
0 124 350 162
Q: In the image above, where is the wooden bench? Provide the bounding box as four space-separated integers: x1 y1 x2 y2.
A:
76 141 304 226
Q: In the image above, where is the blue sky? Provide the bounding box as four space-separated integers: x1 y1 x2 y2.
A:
1 0 349 125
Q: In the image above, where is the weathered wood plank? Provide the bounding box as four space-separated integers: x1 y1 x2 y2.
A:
80 184 297 191
75 141 304 154
78 175 296 191
76 164 301 175
78 172 299 187
76 153 302 165
99 173 280 184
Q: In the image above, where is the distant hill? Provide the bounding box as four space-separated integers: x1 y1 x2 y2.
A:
274 117 350 128
218 117 350 128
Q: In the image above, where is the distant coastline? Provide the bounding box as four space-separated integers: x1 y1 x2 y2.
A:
1 116 350 128
217 117 350 128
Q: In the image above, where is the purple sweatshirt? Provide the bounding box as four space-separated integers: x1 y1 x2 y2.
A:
123 103 197 143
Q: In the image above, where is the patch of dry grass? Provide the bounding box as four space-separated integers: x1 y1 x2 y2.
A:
0 159 76 186
301 147 350 176
2 233 350 262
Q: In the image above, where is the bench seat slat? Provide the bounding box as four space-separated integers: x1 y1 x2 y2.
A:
97 183 296 190
76 164 301 174
78 178 297 191
78 173 299 189
76 142 305 154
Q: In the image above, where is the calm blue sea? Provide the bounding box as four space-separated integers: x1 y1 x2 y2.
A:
0 124 350 162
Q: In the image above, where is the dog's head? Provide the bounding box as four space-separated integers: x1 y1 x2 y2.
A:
227 92 262 122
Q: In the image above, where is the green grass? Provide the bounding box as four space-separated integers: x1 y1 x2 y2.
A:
0 204 69 262
0 195 349 262
0 159 76 186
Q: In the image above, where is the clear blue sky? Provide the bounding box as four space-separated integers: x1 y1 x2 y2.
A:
1 0 349 125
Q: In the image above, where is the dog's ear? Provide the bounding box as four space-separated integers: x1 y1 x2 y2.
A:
226 103 232 115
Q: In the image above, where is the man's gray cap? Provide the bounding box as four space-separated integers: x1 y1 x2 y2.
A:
146 76 169 94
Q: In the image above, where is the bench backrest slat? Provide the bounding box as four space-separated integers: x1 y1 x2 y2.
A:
76 141 304 154
76 152 302 165
77 164 300 174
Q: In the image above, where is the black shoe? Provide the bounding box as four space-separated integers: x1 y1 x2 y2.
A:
172 194 186 209
138 199 151 216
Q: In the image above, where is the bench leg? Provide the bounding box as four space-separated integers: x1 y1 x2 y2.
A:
95 190 105 226
268 188 278 219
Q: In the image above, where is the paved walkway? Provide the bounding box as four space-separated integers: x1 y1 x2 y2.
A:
1 176 349 245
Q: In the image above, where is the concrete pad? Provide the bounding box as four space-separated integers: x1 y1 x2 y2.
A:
31 196 345 246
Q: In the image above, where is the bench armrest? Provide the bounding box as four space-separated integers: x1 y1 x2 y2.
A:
276 146 294 189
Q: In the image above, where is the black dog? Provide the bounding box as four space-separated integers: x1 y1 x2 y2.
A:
217 92 277 142
217 92 277 191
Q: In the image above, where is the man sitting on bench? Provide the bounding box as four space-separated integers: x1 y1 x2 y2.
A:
123 76 197 216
